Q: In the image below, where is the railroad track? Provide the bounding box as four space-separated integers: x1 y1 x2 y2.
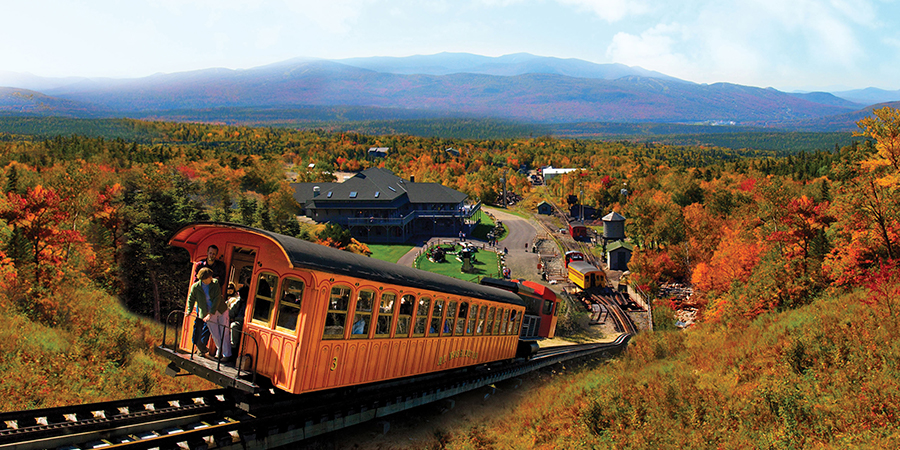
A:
0 337 634 449
533 203 599 267
0 390 234 450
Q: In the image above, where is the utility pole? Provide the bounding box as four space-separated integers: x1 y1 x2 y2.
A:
580 185 584 222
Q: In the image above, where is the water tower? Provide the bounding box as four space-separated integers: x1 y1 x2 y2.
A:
602 211 626 242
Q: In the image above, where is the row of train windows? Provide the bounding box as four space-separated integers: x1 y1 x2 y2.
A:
246 272 523 340
324 285 523 340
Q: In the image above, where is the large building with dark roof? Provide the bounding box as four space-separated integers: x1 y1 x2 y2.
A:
291 167 481 243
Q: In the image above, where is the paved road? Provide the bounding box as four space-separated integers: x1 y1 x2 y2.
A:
485 207 543 284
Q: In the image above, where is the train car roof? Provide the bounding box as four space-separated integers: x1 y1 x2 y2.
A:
170 222 524 307
567 261 602 274
519 280 557 301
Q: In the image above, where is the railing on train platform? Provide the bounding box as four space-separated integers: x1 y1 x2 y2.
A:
160 310 260 386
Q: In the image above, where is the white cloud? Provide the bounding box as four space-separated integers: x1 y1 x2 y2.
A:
602 0 881 87
555 0 650 22
606 23 693 76
282 0 375 33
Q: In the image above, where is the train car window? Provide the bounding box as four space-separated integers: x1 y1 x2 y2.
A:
514 309 523 334
350 289 375 339
324 285 351 339
455 302 468 335
430 299 443 336
275 278 305 333
485 307 495 335
251 273 278 326
375 293 396 338
543 300 553 315
476 306 486 334
444 301 457 335
507 310 518 334
413 297 430 336
466 305 478 335
497 309 508 335
395 294 415 338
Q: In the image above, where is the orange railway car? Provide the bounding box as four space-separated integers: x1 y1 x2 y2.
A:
156 222 526 395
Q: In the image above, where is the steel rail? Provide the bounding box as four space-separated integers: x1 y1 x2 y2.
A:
0 390 231 450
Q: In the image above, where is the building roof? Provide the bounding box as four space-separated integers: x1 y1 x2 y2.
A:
537 201 552 207
542 166 579 176
291 167 467 207
607 241 634 252
602 211 626 222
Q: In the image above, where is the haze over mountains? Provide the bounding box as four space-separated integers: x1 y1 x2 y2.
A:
2 53 899 131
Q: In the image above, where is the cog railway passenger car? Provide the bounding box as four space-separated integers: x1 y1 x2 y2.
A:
567 261 606 290
156 223 527 395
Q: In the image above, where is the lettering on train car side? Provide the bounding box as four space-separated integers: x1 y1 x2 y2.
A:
331 357 338 371
436 349 479 366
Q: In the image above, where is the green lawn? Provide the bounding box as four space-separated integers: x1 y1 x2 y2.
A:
415 244 501 282
367 244 414 263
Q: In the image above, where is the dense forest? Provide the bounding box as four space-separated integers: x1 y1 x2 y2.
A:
0 109 898 446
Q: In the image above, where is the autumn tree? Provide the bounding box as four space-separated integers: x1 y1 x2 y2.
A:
0 185 85 288
691 227 763 296
856 106 900 182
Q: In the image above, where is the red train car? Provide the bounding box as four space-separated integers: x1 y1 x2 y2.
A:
156 222 526 395
479 278 559 339
568 221 588 240
564 250 584 268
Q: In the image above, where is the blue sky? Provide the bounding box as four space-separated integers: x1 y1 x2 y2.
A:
3 0 899 91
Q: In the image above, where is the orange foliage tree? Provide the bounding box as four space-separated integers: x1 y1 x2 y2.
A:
691 227 763 296
1 185 85 288
767 195 834 260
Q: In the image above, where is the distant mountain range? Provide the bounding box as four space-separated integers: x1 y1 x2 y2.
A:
2 53 899 131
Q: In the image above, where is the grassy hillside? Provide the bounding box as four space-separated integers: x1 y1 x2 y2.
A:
432 285 900 448
0 284 212 411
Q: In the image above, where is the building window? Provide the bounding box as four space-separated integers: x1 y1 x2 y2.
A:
349 191 358 198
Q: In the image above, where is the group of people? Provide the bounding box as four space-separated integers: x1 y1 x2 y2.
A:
187 245 246 363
